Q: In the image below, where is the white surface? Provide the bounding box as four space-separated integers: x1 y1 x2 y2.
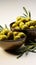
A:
0 47 36 65
0 0 36 65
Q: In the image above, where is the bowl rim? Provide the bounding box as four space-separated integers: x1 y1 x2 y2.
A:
0 37 26 42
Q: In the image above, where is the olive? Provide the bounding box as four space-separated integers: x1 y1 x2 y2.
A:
19 22 25 30
0 35 7 41
18 32 26 38
16 20 22 25
25 21 31 27
25 17 30 21
12 23 17 28
14 35 20 40
7 31 13 40
13 31 19 36
30 20 36 26
13 32 26 40
21 17 30 23
1 28 9 35
22 25 28 30
29 20 36 26
30 26 35 29
15 26 20 30
16 16 22 21
16 16 30 22
25 20 36 27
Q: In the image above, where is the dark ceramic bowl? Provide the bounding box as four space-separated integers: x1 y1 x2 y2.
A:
0 37 26 50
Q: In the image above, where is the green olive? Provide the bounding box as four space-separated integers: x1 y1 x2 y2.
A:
7 31 13 40
16 16 30 22
13 31 19 36
30 26 35 29
16 16 22 21
25 20 36 27
21 24 28 30
14 35 20 40
25 21 31 27
19 22 25 30
15 26 20 30
18 32 26 38
19 22 24 26
1 28 9 35
12 23 17 28
21 17 30 22
30 20 36 25
0 35 7 41
16 20 22 25
28 20 36 26
25 17 30 21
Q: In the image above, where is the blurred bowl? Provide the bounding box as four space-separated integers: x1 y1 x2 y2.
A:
0 37 26 50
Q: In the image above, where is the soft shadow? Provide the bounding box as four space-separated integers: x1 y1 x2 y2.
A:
5 45 24 55
5 47 21 55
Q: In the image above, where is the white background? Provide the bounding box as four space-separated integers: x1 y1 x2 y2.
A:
0 0 36 65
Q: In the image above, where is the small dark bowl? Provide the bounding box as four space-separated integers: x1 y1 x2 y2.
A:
0 37 26 50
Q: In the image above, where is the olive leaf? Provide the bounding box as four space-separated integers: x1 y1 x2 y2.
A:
28 11 31 18
29 49 36 53
23 13 27 17
5 24 8 29
23 7 31 18
0 25 3 32
0 25 3 29
17 44 36 58
23 7 28 15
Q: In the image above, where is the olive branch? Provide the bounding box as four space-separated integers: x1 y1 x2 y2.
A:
23 7 31 18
